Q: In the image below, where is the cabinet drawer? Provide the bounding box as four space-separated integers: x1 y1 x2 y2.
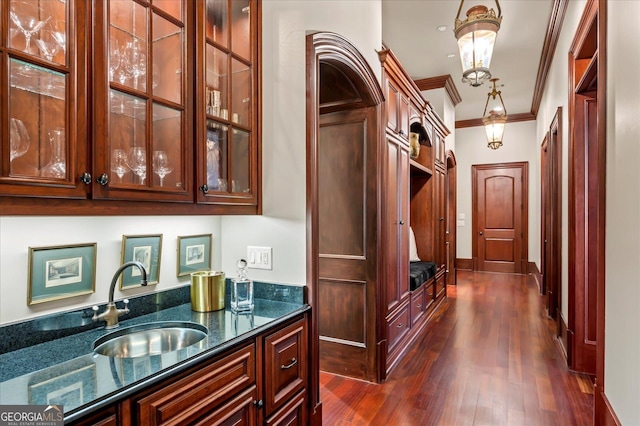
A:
193 385 257 426
387 303 410 352
265 389 307 426
411 286 426 325
264 319 308 416
135 343 255 425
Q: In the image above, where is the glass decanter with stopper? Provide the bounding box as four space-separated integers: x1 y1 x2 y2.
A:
231 259 254 313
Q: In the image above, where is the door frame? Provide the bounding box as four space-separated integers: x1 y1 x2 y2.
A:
471 161 529 273
445 150 457 285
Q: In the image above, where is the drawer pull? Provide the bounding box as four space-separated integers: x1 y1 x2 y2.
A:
396 323 403 328
281 358 297 370
416 304 422 308
253 399 264 409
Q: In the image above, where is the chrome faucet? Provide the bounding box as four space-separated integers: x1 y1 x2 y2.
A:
92 261 148 329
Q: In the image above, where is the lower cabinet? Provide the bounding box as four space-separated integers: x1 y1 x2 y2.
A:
69 314 309 426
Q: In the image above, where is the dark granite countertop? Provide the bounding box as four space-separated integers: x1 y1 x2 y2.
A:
0 284 307 423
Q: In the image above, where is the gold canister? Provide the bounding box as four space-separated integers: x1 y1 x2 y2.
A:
190 271 226 312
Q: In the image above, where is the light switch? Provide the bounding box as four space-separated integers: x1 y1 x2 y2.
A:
457 219 465 227
247 246 272 270
458 213 465 220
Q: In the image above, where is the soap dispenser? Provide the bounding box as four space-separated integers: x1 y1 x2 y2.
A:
231 259 254 312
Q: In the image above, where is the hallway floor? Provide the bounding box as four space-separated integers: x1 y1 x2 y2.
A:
320 270 594 425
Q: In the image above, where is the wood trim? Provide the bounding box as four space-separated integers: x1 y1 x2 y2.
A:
596 391 622 426
455 112 535 129
531 0 569 116
414 75 462 107
456 258 473 271
558 312 569 362
528 262 542 293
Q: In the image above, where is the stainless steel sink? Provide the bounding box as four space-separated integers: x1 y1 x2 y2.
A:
93 321 208 358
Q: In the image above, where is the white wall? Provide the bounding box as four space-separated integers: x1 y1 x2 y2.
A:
220 0 383 282
454 121 539 265
604 1 640 423
0 216 221 324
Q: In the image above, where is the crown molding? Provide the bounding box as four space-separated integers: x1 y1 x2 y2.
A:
414 75 462 107
531 0 569 116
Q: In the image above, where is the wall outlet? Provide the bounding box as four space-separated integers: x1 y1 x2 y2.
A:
247 246 272 270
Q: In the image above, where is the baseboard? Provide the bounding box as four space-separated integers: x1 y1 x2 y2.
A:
456 258 472 270
528 261 540 275
596 390 622 426
558 312 569 361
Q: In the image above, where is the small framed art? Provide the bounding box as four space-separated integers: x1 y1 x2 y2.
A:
28 243 97 305
120 234 162 289
177 234 212 276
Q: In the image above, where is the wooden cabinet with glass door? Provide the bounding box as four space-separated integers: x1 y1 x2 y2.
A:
92 0 193 202
196 0 260 211
0 0 89 199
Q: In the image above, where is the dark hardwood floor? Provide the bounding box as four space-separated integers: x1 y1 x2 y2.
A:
320 270 594 425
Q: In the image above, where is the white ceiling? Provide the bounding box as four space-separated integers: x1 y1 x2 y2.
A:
382 0 553 122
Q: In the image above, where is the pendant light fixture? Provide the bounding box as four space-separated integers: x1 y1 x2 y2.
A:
453 0 502 87
482 78 507 149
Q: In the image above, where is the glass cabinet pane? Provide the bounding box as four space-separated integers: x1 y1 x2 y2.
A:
9 59 67 179
206 0 228 47
231 0 250 60
231 129 249 193
152 13 183 104
206 45 228 119
231 58 250 128
152 103 182 188
109 90 147 185
109 0 148 92
206 120 228 191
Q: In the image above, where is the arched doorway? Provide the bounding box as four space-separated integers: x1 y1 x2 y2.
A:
306 32 384 419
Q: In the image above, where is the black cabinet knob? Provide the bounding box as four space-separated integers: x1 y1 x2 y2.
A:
253 399 264 409
96 173 109 186
199 184 209 194
79 172 92 185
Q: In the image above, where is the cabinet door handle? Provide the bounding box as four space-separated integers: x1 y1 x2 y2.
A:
96 173 109 186
396 322 403 328
253 399 264 409
479 231 483 235
416 304 422 308
199 184 209 194
399 220 405 225
79 172 92 185
281 358 297 370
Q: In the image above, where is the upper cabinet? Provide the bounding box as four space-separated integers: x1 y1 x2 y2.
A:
1 0 89 199
196 0 260 209
92 0 192 203
0 0 262 215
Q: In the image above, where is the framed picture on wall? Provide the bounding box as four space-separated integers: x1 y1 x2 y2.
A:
120 234 162 289
177 234 212 276
28 243 96 305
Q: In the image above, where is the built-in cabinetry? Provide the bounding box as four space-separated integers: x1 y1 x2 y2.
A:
0 0 261 215
68 315 308 426
379 48 450 376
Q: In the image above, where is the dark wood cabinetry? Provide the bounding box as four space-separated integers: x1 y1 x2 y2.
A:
379 47 449 378
0 0 261 215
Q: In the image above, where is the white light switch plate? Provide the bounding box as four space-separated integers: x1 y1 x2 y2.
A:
247 246 272 270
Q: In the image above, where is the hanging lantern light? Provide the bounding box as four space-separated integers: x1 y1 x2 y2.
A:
454 0 502 87
482 78 507 149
